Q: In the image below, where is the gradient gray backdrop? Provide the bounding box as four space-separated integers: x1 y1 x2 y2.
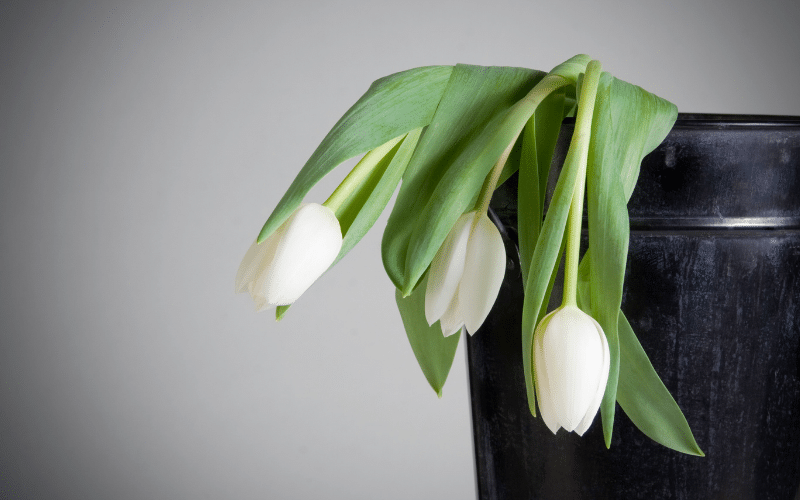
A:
1 1 798 499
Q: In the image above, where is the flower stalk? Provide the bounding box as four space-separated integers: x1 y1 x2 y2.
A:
562 60 601 307
323 134 405 213
532 60 610 436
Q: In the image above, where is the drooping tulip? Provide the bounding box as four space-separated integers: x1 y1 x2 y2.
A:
424 211 506 336
533 305 610 435
236 203 342 310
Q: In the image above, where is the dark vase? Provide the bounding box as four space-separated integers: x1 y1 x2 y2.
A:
469 114 800 500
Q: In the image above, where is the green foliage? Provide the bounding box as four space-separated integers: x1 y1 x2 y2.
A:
577 260 702 455
617 312 704 456
333 128 422 266
395 274 461 397
253 55 702 455
258 66 453 244
585 72 678 446
382 64 546 295
518 90 567 287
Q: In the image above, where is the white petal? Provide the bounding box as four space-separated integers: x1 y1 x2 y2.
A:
459 213 506 334
534 311 561 434
235 236 277 293
574 316 610 436
540 305 604 432
253 292 271 312
255 203 342 306
438 287 465 337
425 212 475 325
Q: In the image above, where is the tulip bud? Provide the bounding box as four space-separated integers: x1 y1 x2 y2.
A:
236 203 343 309
533 305 610 435
424 211 506 336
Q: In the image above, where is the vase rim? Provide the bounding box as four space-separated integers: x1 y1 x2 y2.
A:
562 113 800 128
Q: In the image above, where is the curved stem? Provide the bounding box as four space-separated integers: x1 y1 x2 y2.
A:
474 74 571 216
323 133 405 213
562 60 602 307
476 140 515 216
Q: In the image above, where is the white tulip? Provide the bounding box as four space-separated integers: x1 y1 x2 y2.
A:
424 211 506 336
533 305 610 435
236 203 342 309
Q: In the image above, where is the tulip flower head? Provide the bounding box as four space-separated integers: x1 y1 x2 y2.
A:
424 211 506 336
236 203 342 310
533 305 610 436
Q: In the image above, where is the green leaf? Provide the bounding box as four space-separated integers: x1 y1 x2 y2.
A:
395 274 461 397
518 89 566 286
617 311 704 456
587 72 678 447
383 64 547 294
604 78 678 201
577 260 702 456
576 255 592 308
276 304 289 321
334 128 422 265
257 65 453 244
587 72 627 447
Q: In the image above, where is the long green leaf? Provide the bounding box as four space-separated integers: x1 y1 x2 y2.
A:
617 312 704 456
587 72 678 447
587 72 628 446
395 274 461 397
518 89 566 286
606 79 678 201
576 260 702 455
258 65 453 243
382 64 546 294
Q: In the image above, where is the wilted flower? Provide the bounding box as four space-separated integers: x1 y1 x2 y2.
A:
533 305 610 435
236 203 342 310
424 211 506 336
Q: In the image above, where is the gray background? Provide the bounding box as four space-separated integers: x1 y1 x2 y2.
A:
1 0 798 499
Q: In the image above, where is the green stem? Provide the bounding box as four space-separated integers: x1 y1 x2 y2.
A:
323 133 405 213
562 60 602 307
474 74 571 216
475 140 515 216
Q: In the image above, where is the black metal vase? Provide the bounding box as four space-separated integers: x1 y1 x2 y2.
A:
468 114 800 500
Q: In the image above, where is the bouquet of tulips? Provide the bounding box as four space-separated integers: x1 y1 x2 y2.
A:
236 55 703 456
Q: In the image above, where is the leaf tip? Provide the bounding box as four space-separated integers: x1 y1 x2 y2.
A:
276 305 290 321
690 444 705 457
257 221 274 245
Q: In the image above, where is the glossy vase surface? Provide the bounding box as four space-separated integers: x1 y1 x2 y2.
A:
468 114 800 500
